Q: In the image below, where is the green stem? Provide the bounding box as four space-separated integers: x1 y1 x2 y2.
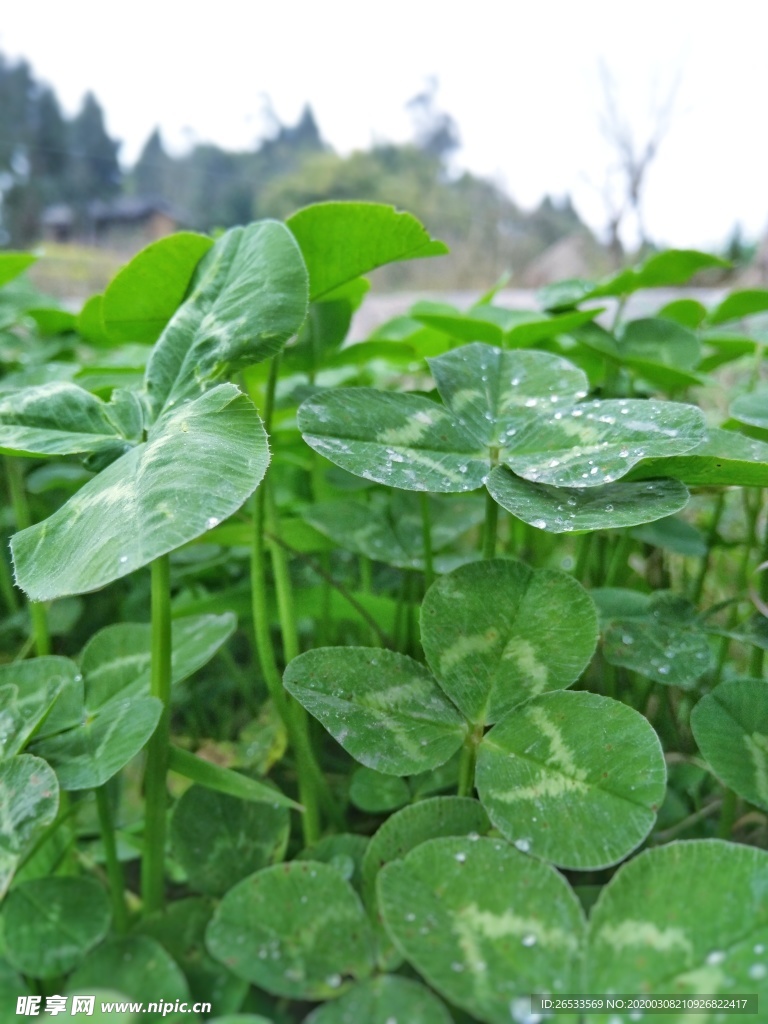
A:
717 788 738 839
574 532 594 585
0 537 18 614
483 490 499 560
248 355 334 841
251 483 325 842
5 457 50 655
690 492 726 606
141 554 172 916
218 645 259 714
95 786 128 932
605 531 632 587
457 725 483 797
419 492 434 591
359 555 380 647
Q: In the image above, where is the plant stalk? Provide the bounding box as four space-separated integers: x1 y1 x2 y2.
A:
5 457 50 655
141 554 172 915
95 786 128 932
457 725 483 797
483 490 499 560
419 492 435 591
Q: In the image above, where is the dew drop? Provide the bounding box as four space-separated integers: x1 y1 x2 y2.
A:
749 963 767 980
468 831 480 841
514 837 532 853
454 852 467 863
706 950 726 965
622 634 634 645
754 944 765 954
118 555 128 565
605 503 614 512
521 933 537 947
325 973 342 989
405 912 416 922
531 519 547 530
205 516 220 530
450 962 464 972
658 665 670 676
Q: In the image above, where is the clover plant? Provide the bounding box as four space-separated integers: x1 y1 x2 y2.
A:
0 219 766 1022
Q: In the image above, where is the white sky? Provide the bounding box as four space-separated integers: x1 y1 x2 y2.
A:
2 0 767 250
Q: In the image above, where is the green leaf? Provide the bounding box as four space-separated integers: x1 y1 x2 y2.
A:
298 387 487 493
378 836 585 1024
0 755 59 898
361 796 491 914
144 221 308 415
0 382 140 457
206 862 375 999
81 613 236 708
167 746 300 810
428 343 589 447
476 690 666 870
691 679 768 812
602 593 713 687
593 250 728 298
709 288 768 325
77 294 110 346
299 343 706 493
102 232 213 343
421 559 597 725
31 695 162 790
487 468 689 533
68 936 190 1024
537 278 596 311
731 388 768 430
499 396 705 488
630 515 707 557
0 253 36 287
283 647 466 776
586 840 768 1005
349 767 410 813
302 492 484 569
286 202 447 301
0 657 77 757
296 834 369 892
411 301 506 344
505 308 602 347
2 877 110 977
12 384 269 600
628 427 768 487
619 318 701 371
26 307 78 336
657 298 707 328
304 975 453 1024
135 898 249 1016
170 785 289 897
0 959 30 1014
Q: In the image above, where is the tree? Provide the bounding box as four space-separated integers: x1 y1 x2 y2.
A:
595 62 679 264
67 92 121 202
406 77 459 162
132 128 170 197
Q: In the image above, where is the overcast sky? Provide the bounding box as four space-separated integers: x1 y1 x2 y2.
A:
3 0 767 250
